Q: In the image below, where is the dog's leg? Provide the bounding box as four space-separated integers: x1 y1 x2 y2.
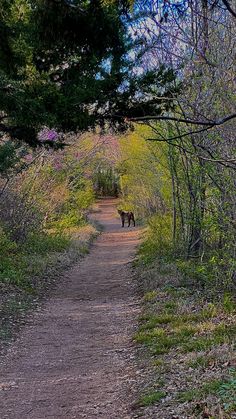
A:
128 215 131 227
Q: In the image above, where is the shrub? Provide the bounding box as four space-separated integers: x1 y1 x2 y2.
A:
138 213 173 264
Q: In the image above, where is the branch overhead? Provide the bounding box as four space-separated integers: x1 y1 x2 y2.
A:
124 112 236 127
222 0 236 18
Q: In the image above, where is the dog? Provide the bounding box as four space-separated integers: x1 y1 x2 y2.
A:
118 210 135 227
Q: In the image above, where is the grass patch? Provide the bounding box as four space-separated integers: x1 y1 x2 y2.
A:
223 293 236 314
143 290 158 302
139 390 166 407
139 313 175 330
218 374 236 412
152 358 165 367
135 327 166 344
181 335 225 353
187 354 216 369
178 373 236 412
178 379 223 402
164 301 178 313
0 231 71 287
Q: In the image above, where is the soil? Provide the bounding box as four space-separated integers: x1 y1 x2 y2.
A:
0 199 141 419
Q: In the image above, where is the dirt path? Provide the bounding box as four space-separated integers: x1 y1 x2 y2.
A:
0 199 141 419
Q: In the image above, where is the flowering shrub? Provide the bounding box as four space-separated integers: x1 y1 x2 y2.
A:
38 128 59 143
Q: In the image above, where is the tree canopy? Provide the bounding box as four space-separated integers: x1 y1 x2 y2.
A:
0 0 178 146
0 0 128 144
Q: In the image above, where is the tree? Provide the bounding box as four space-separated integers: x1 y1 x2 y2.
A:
0 0 132 145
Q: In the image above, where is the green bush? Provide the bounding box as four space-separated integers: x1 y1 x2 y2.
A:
0 228 17 256
138 214 173 264
75 188 95 210
0 228 71 286
24 232 70 254
51 209 85 230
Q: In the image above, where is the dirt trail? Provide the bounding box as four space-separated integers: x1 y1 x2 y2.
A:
0 199 141 419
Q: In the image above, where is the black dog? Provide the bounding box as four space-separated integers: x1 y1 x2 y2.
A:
118 210 135 227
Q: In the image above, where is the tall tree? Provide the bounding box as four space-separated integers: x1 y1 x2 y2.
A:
0 0 132 145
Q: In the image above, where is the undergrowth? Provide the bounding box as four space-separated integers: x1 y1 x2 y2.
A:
0 230 71 287
135 237 236 418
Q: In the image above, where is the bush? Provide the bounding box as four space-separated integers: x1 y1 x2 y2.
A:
24 232 70 254
0 227 71 286
50 209 85 230
0 190 43 242
138 214 173 264
0 228 17 256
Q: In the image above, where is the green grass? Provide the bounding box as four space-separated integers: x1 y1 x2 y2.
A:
178 374 236 412
187 355 216 369
135 327 166 344
139 391 166 406
218 375 236 412
137 312 228 354
181 335 225 353
135 325 199 355
24 232 70 254
178 379 223 402
223 293 236 314
164 301 178 313
139 313 175 330
153 358 165 367
0 231 71 287
139 308 219 332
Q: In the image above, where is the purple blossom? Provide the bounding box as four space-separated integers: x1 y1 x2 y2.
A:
38 128 59 143
24 154 33 162
54 162 63 171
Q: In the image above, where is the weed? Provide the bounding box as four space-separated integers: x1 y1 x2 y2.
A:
153 334 183 355
152 358 165 367
25 232 70 254
213 323 236 340
181 335 222 353
174 324 197 338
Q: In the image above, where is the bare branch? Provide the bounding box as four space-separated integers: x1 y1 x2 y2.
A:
146 138 236 168
222 0 236 18
125 112 236 127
